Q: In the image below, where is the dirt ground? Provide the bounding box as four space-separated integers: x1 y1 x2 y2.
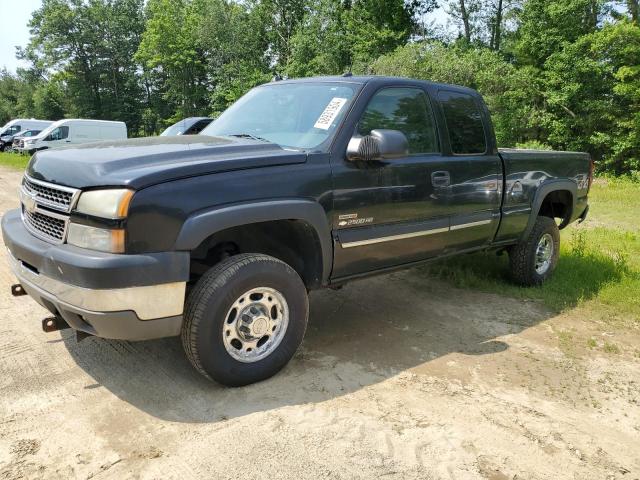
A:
0 165 638 480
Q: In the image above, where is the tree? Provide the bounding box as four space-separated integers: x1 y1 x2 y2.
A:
286 0 351 76
447 0 483 42
559 21 640 172
197 0 270 113
370 42 539 146
346 0 418 70
254 0 306 68
626 0 639 24
515 0 606 68
136 0 210 125
23 0 145 132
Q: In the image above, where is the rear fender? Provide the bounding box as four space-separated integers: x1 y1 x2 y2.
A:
521 180 577 240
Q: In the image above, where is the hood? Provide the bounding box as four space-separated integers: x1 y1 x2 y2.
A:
26 135 307 189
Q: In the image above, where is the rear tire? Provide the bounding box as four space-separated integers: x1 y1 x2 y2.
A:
181 253 308 386
508 216 560 286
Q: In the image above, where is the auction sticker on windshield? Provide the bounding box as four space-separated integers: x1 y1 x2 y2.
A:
314 98 348 130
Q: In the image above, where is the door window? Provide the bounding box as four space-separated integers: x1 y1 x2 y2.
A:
357 88 439 154
47 126 69 141
437 91 487 155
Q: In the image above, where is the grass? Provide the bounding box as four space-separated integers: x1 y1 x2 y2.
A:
588 176 640 231
421 176 640 325
0 151 29 170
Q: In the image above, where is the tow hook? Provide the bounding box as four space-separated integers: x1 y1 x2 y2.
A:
41 316 70 333
11 284 27 297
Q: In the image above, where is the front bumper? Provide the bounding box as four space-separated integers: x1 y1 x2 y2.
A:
2 209 190 340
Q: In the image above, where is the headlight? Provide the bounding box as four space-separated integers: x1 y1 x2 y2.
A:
75 189 133 219
67 223 125 253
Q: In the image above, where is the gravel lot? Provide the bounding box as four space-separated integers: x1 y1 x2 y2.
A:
0 165 638 480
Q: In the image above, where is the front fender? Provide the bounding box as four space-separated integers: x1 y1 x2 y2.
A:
173 199 333 283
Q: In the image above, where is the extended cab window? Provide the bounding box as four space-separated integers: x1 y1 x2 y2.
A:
438 91 487 155
357 88 438 154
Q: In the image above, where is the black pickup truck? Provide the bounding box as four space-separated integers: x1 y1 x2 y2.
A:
2 76 592 386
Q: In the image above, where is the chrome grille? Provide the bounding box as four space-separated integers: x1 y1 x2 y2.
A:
20 175 78 244
22 176 79 213
23 208 67 243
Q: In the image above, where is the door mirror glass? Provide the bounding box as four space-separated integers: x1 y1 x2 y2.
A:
346 129 409 162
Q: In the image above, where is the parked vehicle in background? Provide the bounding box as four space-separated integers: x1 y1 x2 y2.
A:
160 117 214 136
22 119 127 154
3 76 592 387
0 119 53 151
11 130 43 153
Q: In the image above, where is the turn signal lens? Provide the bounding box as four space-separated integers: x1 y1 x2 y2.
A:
67 223 125 253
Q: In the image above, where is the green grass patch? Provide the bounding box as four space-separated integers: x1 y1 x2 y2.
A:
0 151 29 170
419 179 640 324
589 176 640 231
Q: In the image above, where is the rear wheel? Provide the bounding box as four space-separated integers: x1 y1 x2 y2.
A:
181 254 308 386
508 216 560 286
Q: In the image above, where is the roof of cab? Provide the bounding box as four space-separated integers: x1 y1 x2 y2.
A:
265 75 481 96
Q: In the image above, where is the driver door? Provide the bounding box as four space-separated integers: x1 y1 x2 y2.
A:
331 86 451 278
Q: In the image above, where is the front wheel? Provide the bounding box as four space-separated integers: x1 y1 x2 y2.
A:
508 216 560 286
181 254 309 386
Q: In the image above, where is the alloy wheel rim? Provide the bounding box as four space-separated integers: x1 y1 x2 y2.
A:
534 233 554 275
222 287 289 363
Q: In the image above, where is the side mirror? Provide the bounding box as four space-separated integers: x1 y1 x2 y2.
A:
346 129 409 162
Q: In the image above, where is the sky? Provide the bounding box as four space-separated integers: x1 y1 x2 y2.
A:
0 0 450 73
0 0 43 72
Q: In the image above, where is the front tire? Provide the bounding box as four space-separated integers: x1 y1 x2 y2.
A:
508 216 560 286
181 254 309 386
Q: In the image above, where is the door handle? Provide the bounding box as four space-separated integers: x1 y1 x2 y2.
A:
431 171 451 187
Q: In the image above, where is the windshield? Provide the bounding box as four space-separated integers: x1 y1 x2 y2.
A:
0 122 14 136
201 82 359 150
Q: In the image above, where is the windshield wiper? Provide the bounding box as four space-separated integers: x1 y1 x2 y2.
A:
226 133 270 142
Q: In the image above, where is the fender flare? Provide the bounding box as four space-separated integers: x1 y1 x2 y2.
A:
521 179 577 240
174 199 333 283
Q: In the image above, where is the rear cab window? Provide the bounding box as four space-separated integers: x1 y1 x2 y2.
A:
437 90 487 155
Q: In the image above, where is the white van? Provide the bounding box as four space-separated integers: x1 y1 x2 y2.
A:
0 119 53 151
22 119 127 153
